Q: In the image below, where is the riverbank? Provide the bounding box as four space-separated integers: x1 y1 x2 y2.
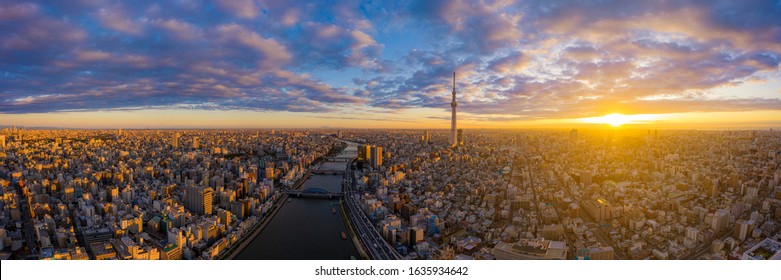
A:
222 142 358 259
222 192 288 260
340 198 369 260
224 142 347 259
339 155 370 260
223 170 312 259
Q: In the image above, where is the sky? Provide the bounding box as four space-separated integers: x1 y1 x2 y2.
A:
1 0 780 129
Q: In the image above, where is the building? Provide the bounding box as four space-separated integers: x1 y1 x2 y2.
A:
359 144 372 161
570 129 578 141
172 132 180 148
0 135 5 149
192 136 199 149
541 224 564 240
185 186 213 215
217 209 231 226
708 179 720 197
450 72 458 147
457 129 464 146
89 242 117 260
231 201 246 219
371 146 383 169
410 226 424 247
492 239 568 260
582 198 613 222
80 227 112 251
711 209 729 232
735 220 755 241
686 226 701 242
160 243 182 260
741 238 781 260
577 246 614 260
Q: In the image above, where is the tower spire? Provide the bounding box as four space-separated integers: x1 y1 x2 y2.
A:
452 72 456 101
450 72 458 147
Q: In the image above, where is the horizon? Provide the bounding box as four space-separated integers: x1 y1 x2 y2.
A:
2 124 779 131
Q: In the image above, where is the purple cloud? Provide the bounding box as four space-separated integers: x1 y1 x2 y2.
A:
0 0 779 119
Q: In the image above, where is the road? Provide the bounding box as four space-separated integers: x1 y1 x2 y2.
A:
684 204 759 260
14 182 38 259
585 221 628 259
342 157 401 260
553 161 629 259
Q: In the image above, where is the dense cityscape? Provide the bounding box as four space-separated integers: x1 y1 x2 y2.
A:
1 1 780 270
1 126 780 260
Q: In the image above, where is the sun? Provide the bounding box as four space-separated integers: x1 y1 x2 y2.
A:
580 113 656 127
601 113 633 127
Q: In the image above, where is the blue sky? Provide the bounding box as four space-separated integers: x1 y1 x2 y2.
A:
1 0 780 128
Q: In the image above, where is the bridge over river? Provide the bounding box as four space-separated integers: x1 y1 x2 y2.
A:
282 187 344 199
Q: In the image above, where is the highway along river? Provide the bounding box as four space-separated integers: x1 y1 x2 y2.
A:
235 142 359 259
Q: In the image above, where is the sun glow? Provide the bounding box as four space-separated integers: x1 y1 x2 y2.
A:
579 113 659 127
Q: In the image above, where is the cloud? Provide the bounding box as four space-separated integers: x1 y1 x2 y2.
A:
1 0 780 120
363 0 781 117
75 50 111 61
215 0 260 19
0 3 87 61
212 24 292 67
153 18 201 41
95 4 144 35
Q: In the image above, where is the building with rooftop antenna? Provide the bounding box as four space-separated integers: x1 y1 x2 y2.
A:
450 72 458 147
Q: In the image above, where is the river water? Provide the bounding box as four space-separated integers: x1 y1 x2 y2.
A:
235 142 359 260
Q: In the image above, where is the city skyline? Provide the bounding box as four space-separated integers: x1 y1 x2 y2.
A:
2 127 780 261
2 1 781 129
4 1 781 269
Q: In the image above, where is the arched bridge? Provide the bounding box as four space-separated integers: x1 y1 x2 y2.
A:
312 170 346 175
283 187 344 199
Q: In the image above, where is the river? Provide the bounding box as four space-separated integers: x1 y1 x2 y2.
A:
234 142 359 260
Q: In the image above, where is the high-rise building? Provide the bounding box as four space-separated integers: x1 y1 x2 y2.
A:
711 209 729 232
217 209 231 226
450 72 458 147
708 179 720 197
192 136 199 149
686 226 700 242
583 198 612 222
735 219 755 241
0 135 5 149
410 226 424 247
570 129 578 141
172 133 180 149
457 129 464 146
359 145 372 161
371 146 383 168
185 186 213 215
